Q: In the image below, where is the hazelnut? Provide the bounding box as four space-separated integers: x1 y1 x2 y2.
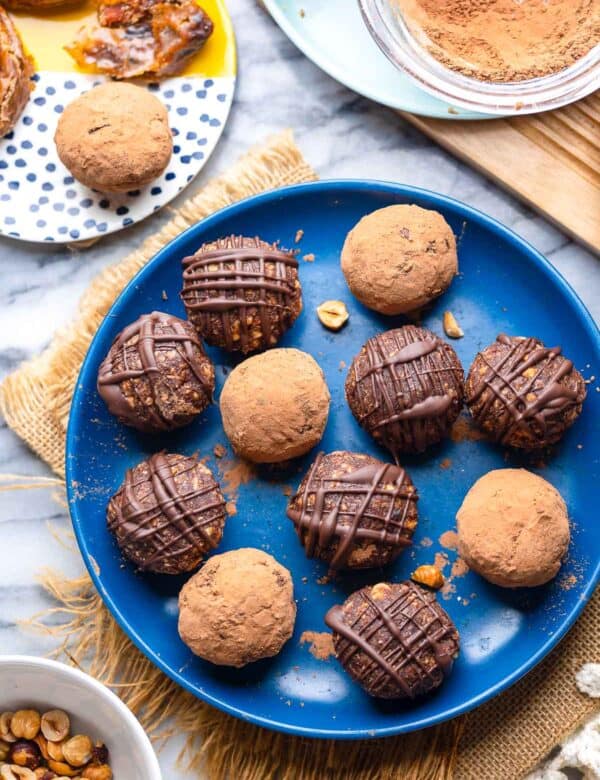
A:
46 761 78 778
316 300 349 331
11 712 41 741
411 564 445 590
9 740 41 769
0 713 17 743
90 744 108 766
46 741 65 762
82 766 112 780
0 766 37 780
62 736 92 768
370 582 392 600
40 712 70 745
443 310 464 339
33 736 49 761
0 738 10 761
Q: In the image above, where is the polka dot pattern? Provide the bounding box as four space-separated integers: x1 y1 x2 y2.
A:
0 72 234 243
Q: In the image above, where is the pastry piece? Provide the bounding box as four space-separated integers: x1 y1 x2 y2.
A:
345 325 464 457
0 9 34 137
325 581 459 699
220 348 330 463
66 0 213 79
97 311 214 434
178 548 296 667
181 235 302 354
55 82 172 193
466 334 586 449
107 452 226 575
456 468 570 588
286 451 418 570
341 204 457 315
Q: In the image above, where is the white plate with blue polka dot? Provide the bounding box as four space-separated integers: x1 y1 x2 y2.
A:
0 71 235 244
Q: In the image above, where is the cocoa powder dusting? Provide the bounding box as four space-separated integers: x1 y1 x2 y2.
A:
450 416 486 443
439 530 459 550
451 556 469 578
300 631 335 660
434 551 449 571
396 0 600 82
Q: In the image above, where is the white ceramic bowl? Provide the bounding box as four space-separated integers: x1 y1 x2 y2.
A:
0 656 162 779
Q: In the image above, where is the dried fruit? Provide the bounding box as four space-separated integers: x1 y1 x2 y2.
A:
10 740 41 769
46 760 78 777
40 712 70 744
0 713 16 743
317 300 349 331
411 564 445 590
0 766 37 780
443 311 464 339
82 766 112 780
11 712 41 741
62 736 92 768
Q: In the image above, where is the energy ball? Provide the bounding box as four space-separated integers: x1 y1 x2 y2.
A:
286 451 418 570
220 348 330 463
466 334 586 449
456 468 570 588
181 235 302 354
341 204 457 315
107 452 226 575
178 548 296 667
346 325 464 457
325 581 459 699
55 82 172 193
97 311 215 434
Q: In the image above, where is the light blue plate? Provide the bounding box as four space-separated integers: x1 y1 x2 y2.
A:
66 181 600 738
262 0 486 119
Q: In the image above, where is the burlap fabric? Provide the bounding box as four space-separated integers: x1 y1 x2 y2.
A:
1 131 598 780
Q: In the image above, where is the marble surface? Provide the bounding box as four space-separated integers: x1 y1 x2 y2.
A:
0 1 598 777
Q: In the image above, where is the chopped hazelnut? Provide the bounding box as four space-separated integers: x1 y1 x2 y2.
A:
0 713 17 743
443 311 464 339
82 766 112 780
46 740 65 762
10 712 41 742
317 300 349 331
370 583 392 600
412 564 445 590
62 736 92 768
40 712 70 744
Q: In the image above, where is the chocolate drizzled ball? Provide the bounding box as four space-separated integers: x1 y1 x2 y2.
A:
466 334 586 449
181 235 302 354
345 325 464 457
286 451 418 570
325 581 459 699
97 311 214 433
107 452 226 575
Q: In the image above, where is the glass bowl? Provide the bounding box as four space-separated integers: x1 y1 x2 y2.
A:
358 0 600 116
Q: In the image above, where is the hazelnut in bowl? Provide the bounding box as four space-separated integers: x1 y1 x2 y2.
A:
0 656 161 780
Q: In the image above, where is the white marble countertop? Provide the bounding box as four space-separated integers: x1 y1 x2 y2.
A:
0 1 598 777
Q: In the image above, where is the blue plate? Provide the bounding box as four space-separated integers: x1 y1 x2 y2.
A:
66 181 600 739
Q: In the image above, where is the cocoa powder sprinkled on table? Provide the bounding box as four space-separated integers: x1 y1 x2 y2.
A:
300 631 335 660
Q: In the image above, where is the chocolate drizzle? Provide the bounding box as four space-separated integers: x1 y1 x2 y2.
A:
181 235 301 353
98 311 213 432
107 452 226 574
325 581 458 699
467 334 585 446
287 452 418 569
347 326 464 457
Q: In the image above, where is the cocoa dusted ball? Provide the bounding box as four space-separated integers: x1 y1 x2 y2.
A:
97 311 215 434
345 325 464 457
181 235 302 354
286 451 418 570
325 581 459 700
107 452 226 575
466 334 586 449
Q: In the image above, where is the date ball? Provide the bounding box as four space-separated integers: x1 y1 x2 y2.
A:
287 451 418 570
55 82 172 192
178 548 296 667
341 205 457 315
325 581 459 699
181 235 302 354
220 348 330 463
346 325 464 457
466 334 586 449
107 452 226 575
97 311 215 434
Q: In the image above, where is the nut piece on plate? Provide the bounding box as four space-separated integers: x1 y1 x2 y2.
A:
341 204 457 315
220 348 330 463
0 9 35 137
346 325 464 457
181 235 302 354
178 548 296 667
317 300 349 331
66 0 213 79
54 82 172 193
287 451 418 570
411 564 444 590
97 311 215 434
443 311 463 339
107 452 226 575
325 581 459 699
465 334 586 449
457 468 570 588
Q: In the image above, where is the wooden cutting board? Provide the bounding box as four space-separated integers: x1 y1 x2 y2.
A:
402 93 600 254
